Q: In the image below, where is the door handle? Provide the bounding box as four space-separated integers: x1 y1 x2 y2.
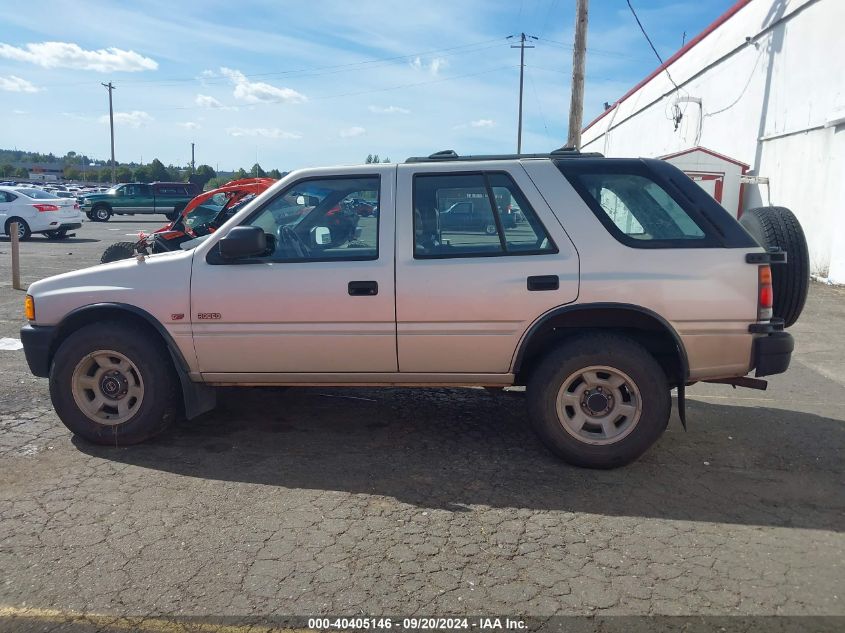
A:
527 275 559 291
348 280 378 296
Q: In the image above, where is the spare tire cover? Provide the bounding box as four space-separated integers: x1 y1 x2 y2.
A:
739 206 810 327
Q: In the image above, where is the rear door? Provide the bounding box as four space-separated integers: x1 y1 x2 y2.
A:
395 160 580 374
153 184 181 214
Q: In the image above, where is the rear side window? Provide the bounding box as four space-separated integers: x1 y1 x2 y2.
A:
413 172 556 258
557 160 738 248
574 173 705 242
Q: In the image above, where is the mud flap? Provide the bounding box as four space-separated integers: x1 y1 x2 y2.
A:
677 384 687 430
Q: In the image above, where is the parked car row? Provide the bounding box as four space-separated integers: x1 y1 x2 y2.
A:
0 185 84 240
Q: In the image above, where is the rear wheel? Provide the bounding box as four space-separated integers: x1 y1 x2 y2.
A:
740 206 809 327
49 321 178 445
527 333 671 469
4 217 31 241
44 229 69 240
100 241 137 263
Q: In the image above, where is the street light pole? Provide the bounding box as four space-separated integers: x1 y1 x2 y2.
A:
102 81 116 183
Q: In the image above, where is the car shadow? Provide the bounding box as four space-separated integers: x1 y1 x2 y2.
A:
0 236 100 244
75 387 845 531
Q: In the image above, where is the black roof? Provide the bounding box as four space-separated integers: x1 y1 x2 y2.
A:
405 147 604 163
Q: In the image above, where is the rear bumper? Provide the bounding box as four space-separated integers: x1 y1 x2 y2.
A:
753 330 794 377
55 222 82 230
20 324 55 377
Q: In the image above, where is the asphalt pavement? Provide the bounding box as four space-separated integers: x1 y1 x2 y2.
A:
0 218 843 631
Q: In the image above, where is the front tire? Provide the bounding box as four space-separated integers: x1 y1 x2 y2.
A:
92 205 112 222
527 333 670 469
49 322 178 445
5 217 31 241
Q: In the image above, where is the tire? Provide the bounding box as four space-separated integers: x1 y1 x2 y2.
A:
527 333 671 469
85 211 94 220
740 206 810 327
92 205 112 222
100 241 137 264
485 223 497 235
49 321 178 445
5 217 31 241
44 229 68 240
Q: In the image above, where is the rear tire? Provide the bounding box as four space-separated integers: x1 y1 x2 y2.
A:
44 229 69 240
49 321 178 445
527 333 671 469
100 241 137 264
5 217 31 241
740 206 809 327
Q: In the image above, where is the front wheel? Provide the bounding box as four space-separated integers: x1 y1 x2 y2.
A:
92 205 112 222
49 321 178 445
527 333 671 469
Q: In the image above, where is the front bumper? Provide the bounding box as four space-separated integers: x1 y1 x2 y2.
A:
20 324 56 377
753 330 794 377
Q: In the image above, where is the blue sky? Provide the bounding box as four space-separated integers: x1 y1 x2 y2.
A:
0 0 735 171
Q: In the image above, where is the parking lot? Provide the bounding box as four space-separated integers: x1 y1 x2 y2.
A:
0 218 843 630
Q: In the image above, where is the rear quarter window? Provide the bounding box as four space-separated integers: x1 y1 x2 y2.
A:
556 160 747 249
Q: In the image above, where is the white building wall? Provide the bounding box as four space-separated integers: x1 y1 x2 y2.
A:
580 0 845 282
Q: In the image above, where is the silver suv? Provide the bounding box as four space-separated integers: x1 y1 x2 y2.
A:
20 148 805 468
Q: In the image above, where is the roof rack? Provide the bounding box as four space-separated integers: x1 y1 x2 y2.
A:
405 146 603 163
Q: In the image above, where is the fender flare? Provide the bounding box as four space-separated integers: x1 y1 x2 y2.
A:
52 302 215 419
511 302 690 381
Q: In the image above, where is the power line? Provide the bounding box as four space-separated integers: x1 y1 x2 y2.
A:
35 38 509 90
625 0 680 91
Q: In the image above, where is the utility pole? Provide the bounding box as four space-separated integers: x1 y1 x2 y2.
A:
190 142 195 174
566 0 589 149
509 32 537 154
102 81 116 183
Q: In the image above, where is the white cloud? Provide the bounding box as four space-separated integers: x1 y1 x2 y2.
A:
99 110 153 128
339 126 366 138
220 67 307 104
368 105 410 114
195 93 237 110
0 75 40 93
12 109 28 115
471 119 495 128
410 56 448 76
226 127 302 139
0 41 157 72
179 121 200 130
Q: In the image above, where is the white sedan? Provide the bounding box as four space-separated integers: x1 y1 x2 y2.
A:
0 186 84 241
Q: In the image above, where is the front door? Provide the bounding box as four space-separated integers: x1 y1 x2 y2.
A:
190 165 396 378
395 162 580 374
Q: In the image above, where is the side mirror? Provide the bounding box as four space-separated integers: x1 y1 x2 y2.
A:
218 226 267 259
310 226 332 246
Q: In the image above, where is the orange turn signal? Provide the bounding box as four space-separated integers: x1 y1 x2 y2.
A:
24 295 35 321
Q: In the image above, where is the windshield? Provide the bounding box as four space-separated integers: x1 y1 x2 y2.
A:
16 188 59 199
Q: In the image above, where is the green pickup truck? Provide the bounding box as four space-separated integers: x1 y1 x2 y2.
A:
79 182 202 222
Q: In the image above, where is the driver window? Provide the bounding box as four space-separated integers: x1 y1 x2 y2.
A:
244 176 379 262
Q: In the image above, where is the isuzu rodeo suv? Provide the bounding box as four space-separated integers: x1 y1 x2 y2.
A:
20 149 808 468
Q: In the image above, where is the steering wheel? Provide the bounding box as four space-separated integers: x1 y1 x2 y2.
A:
275 225 310 259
